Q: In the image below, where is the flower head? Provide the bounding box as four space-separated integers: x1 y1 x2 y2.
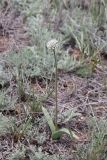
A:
47 39 58 50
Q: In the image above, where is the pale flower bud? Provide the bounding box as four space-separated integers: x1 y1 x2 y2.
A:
47 39 58 50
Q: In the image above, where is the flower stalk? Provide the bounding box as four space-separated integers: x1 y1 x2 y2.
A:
53 48 58 128
47 39 59 128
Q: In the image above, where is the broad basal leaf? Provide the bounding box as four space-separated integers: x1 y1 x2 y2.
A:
52 128 79 140
42 106 56 133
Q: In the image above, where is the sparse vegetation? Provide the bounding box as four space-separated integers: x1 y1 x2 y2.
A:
0 0 107 159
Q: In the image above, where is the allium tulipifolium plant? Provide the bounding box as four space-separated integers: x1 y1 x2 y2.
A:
42 39 79 140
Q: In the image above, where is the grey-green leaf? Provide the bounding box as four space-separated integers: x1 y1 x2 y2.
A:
52 128 79 140
42 106 56 133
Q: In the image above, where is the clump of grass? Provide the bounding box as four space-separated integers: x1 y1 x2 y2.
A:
76 117 107 160
0 113 17 136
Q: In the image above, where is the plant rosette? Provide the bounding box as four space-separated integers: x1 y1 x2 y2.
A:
42 106 79 140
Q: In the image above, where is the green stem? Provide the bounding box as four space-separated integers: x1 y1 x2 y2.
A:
53 49 58 128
